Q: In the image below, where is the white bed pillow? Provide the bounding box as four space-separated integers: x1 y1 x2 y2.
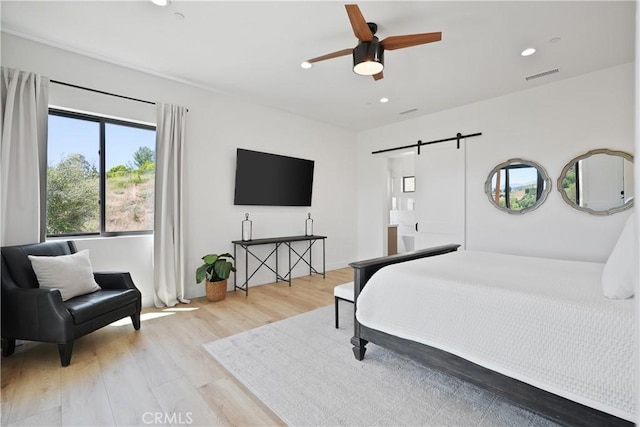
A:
602 213 637 299
28 249 101 301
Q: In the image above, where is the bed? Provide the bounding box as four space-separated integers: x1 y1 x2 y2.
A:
349 243 635 426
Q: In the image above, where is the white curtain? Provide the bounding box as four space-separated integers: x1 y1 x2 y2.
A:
0 68 49 246
153 103 189 307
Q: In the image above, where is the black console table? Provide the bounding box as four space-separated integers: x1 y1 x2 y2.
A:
231 235 326 296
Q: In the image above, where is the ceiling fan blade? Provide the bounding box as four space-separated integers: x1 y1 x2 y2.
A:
345 4 373 42
381 32 442 50
306 48 353 64
372 71 384 81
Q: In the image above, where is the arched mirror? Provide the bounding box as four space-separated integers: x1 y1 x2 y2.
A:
557 149 634 215
485 158 551 214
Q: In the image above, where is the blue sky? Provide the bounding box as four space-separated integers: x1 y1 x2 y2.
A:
506 167 538 187
48 115 155 170
491 166 538 189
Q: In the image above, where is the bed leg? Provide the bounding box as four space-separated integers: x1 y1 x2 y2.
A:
351 337 367 360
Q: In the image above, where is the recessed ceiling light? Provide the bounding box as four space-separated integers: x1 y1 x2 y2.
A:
549 37 561 44
151 0 169 6
379 97 389 103
521 48 536 57
301 61 312 69
174 12 185 19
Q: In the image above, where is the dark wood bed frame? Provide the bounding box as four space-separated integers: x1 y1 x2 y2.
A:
349 244 633 427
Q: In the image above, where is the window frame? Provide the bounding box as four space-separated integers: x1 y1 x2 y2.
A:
47 108 156 238
402 176 416 193
574 162 581 206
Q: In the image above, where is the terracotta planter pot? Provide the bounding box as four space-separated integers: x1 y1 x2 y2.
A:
206 279 228 302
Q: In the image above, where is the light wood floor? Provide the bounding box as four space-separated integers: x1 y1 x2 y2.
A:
1 267 353 427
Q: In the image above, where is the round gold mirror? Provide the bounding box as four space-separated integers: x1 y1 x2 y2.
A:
557 149 633 215
485 158 551 214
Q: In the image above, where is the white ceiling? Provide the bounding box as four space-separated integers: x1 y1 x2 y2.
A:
0 1 636 131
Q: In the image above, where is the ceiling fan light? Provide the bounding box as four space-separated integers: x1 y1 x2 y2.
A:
354 61 384 76
353 40 384 76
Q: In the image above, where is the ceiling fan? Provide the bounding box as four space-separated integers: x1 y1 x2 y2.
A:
304 4 442 81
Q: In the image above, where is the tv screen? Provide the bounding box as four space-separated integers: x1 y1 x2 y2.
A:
234 149 315 206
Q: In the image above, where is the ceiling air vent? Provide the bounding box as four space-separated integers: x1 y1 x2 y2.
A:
525 68 559 81
399 108 419 115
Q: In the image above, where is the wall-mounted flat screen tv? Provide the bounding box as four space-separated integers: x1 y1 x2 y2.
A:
234 148 315 206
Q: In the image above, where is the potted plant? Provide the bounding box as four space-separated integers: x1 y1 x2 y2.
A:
196 253 235 302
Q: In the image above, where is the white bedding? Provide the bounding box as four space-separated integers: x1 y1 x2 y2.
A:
356 250 635 421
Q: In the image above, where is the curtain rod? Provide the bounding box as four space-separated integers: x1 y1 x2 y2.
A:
372 132 483 155
51 79 156 106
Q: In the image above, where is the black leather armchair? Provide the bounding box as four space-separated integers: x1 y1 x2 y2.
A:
1 241 141 366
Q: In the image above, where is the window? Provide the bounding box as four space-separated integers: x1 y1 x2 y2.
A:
47 109 155 237
492 164 543 211
402 176 415 193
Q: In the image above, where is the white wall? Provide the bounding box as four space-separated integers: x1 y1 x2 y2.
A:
357 63 635 262
1 33 358 306
74 236 154 306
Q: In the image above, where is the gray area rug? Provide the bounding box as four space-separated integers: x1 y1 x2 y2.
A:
203 303 559 426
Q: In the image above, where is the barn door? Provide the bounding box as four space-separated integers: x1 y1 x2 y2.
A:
414 139 466 250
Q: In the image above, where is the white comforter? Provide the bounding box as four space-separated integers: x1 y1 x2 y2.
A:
356 250 635 421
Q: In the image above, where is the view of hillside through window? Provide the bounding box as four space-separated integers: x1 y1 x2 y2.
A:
47 112 156 236
491 166 540 211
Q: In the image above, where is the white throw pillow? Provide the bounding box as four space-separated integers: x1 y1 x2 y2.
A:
28 249 101 301
602 213 638 299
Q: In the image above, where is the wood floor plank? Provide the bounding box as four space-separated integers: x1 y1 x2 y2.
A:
8 406 61 427
151 377 225 427
152 313 231 389
126 322 183 389
1 344 24 426
5 343 61 425
60 358 114 426
198 377 284 427
1 267 352 426
95 326 163 426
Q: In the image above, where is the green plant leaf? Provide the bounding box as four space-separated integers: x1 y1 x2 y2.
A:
214 261 232 280
196 264 210 283
203 254 218 265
